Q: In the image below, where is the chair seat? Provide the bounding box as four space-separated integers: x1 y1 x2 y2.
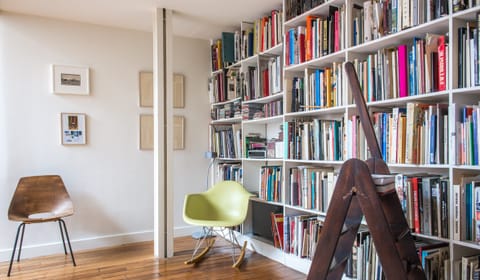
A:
183 181 252 228
9 211 73 223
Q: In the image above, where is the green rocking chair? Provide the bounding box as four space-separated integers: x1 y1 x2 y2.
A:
183 180 252 268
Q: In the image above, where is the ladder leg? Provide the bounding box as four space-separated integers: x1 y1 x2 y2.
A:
354 162 425 280
307 159 362 280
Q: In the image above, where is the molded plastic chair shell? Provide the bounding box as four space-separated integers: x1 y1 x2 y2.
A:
8 175 74 223
183 180 252 227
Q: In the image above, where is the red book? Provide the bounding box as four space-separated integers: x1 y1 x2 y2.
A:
398 44 409 98
297 26 306 63
305 15 319 61
411 177 421 233
263 69 269 97
437 35 447 91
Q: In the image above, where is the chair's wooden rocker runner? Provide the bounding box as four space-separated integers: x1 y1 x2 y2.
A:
306 62 426 280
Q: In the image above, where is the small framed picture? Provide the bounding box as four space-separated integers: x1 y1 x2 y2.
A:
173 115 185 150
61 113 86 145
173 73 185 108
139 71 153 107
139 114 154 150
52 65 90 95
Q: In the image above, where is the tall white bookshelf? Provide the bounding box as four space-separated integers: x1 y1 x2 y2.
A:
208 0 480 278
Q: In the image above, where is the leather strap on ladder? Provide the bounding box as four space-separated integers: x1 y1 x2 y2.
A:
306 62 426 280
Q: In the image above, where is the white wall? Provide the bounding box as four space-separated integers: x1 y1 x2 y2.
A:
171 35 211 236
0 12 210 261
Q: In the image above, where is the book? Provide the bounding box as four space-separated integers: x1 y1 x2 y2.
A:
398 44 409 98
271 212 284 250
437 35 447 91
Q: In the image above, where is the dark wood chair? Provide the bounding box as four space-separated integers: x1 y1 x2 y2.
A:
7 175 76 277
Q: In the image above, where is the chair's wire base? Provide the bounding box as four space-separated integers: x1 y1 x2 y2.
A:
7 218 76 277
185 226 247 268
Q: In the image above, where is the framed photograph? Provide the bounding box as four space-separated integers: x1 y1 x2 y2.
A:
173 115 185 150
173 73 184 108
139 114 154 150
61 113 86 145
52 65 90 95
139 71 153 107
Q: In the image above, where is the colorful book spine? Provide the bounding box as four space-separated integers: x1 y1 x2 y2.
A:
398 44 409 98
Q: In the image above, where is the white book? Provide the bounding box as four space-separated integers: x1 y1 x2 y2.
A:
391 107 400 163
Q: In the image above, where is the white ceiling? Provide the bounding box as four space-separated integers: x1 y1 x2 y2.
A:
0 0 282 39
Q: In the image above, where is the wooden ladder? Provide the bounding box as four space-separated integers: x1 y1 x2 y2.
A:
306 62 426 280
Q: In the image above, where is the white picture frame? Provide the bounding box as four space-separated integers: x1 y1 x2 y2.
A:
52 65 90 95
61 113 87 145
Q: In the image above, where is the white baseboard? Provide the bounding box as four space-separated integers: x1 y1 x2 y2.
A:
0 230 153 262
0 226 202 262
174 225 201 237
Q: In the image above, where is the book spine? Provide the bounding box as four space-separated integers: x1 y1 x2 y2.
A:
398 44 409 97
438 35 447 91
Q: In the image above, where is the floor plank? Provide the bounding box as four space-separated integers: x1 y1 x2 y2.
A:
0 236 306 279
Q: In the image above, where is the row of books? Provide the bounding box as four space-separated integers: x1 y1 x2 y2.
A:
349 231 450 279
455 104 480 166
285 5 344 65
352 34 448 103
210 124 241 159
215 162 242 182
394 174 450 238
208 71 226 103
452 174 480 242
351 103 449 165
352 0 448 47
259 166 282 202
454 0 480 12
237 10 283 62
244 133 266 159
457 16 480 88
282 214 323 259
288 61 345 112
456 253 480 280
284 119 343 161
288 166 337 212
210 99 241 121
257 55 283 99
211 8 283 72
210 38 224 72
284 0 326 21
241 56 282 102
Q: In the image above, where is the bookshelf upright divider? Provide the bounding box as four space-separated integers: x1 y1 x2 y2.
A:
207 0 480 278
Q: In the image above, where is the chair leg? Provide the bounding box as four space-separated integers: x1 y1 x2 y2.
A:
184 227 216 265
16 223 26 262
59 219 76 266
58 220 68 255
227 228 247 268
8 223 25 277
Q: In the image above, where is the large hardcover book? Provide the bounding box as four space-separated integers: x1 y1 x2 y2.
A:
221 32 235 67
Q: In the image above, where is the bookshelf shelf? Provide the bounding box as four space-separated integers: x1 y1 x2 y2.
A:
210 117 242 124
207 0 480 277
242 92 284 104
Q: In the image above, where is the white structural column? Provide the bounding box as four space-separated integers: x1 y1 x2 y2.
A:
153 8 174 258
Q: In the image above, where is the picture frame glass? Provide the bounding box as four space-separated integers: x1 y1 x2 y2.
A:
52 65 90 95
61 113 86 145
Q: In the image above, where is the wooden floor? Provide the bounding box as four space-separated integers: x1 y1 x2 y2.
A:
0 236 306 280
